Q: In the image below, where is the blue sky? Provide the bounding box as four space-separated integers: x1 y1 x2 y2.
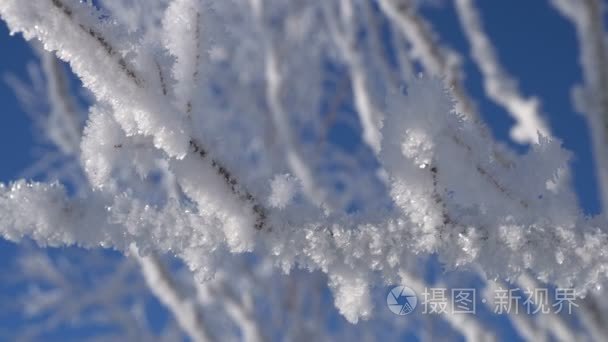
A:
0 1 602 340
0 22 36 182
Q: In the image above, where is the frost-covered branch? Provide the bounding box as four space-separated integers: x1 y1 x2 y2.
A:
399 271 494 341
376 0 477 118
4 248 151 341
550 0 608 215
36 46 83 155
131 245 212 342
197 273 265 342
2 0 608 329
322 1 383 154
1 0 189 157
455 0 551 144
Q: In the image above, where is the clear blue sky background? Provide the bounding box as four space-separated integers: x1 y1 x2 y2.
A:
0 0 601 340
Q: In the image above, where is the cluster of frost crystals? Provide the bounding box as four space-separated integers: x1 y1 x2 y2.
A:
268 174 298 209
1 0 608 326
0 0 190 158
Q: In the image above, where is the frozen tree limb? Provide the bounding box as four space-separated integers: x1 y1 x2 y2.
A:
550 0 608 215
36 46 83 155
322 0 383 154
10 249 149 341
515 274 580 342
131 245 213 342
197 274 265 342
252 3 325 207
376 0 478 119
455 0 551 144
2 0 608 328
399 271 494 342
